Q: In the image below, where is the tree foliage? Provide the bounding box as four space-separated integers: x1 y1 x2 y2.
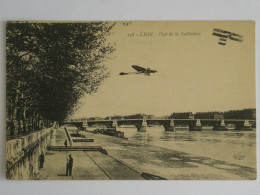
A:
6 22 115 135
170 112 192 119
223 109 256 119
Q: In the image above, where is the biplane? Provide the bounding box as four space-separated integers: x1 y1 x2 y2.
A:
212 28 243 46
119 65 157 76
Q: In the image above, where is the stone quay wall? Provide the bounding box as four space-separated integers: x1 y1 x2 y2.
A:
6 128 53 180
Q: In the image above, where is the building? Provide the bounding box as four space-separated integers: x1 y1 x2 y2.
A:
214 113 224 119
189 113 194 119
252 109 256 119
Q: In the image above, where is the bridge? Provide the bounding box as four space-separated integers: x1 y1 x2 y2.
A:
63 118 256 132
60 121 84 129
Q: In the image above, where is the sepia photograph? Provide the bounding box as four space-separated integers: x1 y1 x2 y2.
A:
6 21 256 180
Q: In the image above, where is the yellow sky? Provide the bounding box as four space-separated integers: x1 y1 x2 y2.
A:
73 21 255 118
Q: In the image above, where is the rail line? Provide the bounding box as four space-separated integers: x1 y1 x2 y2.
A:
83 151 112 180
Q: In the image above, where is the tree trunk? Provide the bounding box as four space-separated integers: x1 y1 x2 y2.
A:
10 120 15 136
17 119 21 134
22 109 27 134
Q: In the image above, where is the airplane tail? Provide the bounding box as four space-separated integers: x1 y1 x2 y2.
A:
119 72 128 75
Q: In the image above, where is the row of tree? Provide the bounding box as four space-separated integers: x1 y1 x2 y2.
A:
223 109 256 119
6 22 115 136
170 109 255 119
194 112 221 119
170 112 192 119
104 114 155 120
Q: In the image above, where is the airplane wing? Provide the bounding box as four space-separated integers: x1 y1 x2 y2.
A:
148 69 157 73
132 65 146 73
212 28 243 42
119 72 142 75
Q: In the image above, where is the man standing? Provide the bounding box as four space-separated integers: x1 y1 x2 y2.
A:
64 139 68 148
39 152 45 169
66 155 73 176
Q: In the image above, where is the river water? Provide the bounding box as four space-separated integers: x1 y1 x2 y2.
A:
117 126 256 169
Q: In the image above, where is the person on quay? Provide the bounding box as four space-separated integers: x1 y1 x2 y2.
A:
39 152 45 169
66 155 73 176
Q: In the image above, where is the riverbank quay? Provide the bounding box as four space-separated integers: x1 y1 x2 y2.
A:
6 128 53 179
80 130 256 180
9 126 256 180
38 127 144 180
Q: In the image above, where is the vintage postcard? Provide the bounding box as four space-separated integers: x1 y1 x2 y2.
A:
6 21 256 180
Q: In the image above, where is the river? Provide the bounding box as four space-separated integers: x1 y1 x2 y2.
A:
117 126 256 169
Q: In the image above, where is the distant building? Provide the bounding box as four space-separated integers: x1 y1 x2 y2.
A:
214 113 224 119
252 109 256 119
189 113 194 119
147 115 155 119
95 117 104 120
155 115 169 119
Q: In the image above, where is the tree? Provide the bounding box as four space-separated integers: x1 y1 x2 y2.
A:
6 22 115 135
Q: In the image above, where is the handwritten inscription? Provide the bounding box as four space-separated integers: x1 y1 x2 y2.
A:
128 31 201 38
